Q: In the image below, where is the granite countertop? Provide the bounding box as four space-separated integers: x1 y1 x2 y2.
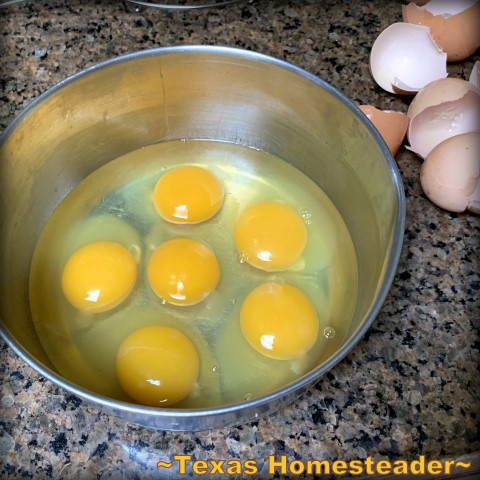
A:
1 0 479 478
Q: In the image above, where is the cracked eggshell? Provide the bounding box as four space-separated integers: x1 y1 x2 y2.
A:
470 61 479 88
403 0 480 62
370 23 447 94
420 132 480 213
406 77 480 159
358 105 409 155
404 0 430 5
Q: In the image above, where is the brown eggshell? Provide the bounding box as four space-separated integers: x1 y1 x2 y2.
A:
406 77 477 120
420 132 480 213
402 1 480 61
406 78 480 159
359 105 409 156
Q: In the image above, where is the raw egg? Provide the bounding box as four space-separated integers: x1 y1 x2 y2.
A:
214 300 313 403
30 139 358 407
402 0 480 62
153 165 224 224
147 238 220 306
61 241 137 313
240 282 319 360
234 201 307 271
69 304 222 407
420 132 480 213
358 105 409 155
116 325 200 407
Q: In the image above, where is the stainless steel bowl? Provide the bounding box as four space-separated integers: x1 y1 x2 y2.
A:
0 46 405 431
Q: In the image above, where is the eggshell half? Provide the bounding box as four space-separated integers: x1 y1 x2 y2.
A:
370 23 447 94
358 105 409 155
402 0 480 61
420 132 480 213
406 77 480 158
407 77 478 119
470 61 479 88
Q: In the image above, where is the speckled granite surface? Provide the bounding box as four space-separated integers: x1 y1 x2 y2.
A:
0 0 479 478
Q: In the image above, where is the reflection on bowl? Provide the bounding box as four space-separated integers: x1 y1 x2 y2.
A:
125 0 245 11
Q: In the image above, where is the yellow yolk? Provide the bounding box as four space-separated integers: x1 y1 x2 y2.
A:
234 201 307 271
61 241 137 313
116 325 200 407
240 282 319 360
147 238 220 306
153 165 224 224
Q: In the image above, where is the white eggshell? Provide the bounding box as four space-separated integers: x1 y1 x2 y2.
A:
423 0 477 16
470 61 479 88
370 23 447 94
408 90 480 159
420 132 480 213
406 78 480 158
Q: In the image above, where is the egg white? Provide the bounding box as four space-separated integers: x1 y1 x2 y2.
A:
30 139 358 408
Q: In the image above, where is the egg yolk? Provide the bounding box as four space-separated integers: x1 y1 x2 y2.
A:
234 201 307 271
240 282 319 360
116 325 200 407
62 241 137 313
147 238 220 306
153 165 224 224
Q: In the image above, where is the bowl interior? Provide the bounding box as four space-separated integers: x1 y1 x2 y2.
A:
0 47 404 430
